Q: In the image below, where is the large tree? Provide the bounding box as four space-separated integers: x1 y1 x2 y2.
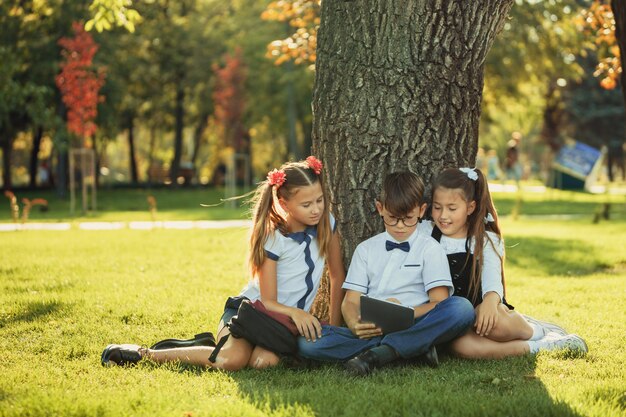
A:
312 0 514 260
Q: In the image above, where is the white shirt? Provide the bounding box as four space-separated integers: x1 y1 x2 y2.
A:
342 228 453 308
419 221 504 300
239 215 335 312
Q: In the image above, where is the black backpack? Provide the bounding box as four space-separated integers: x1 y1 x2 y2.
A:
228 299 298 355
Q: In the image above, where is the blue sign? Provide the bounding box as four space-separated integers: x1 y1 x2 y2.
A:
553 141 602 180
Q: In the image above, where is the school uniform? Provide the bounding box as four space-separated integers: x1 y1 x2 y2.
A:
298 227 475 361
220 215 336 325
418 221 512 308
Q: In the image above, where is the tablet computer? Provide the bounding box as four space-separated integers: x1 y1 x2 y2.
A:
360 295 414 334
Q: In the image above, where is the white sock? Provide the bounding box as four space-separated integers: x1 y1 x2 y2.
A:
527 340 539 354
528 322 545 341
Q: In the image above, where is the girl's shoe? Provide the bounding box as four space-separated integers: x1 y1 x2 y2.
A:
101 344 143 366
523 315 568 336
537 333 588 354
149 332 216 350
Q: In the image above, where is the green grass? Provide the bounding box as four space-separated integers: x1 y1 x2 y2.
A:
1 218 625 416
3 184 626 223
1 187 251 222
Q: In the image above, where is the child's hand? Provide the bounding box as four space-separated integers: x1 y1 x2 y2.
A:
350 316 383 339
291 309 322 342
474 302 499 336
385 298 401 304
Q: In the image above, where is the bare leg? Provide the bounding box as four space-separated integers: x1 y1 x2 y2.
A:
248 346 280 369
144 321 254 371
451 331 530 359
482 304 533 342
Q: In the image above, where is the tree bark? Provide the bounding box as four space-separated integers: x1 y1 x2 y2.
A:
312 0 514 262
127 114 139 184
612 0 626 107
170 82 185 184
28 127 44 189
1 138 12 190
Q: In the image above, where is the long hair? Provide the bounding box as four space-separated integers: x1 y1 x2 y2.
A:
248 159 332 276
432 168 504 304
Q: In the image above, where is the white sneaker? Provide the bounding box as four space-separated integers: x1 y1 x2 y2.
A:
523 314 568 337
536 333 588 354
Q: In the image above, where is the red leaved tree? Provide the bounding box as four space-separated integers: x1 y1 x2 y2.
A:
212 49 247 154
55 22 106 143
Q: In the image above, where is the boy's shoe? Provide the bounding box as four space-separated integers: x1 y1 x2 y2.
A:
344 349 382 376
536 333 588 354
421 345 439 368
101 344 143 366
523 315 568 337
150 332 216 350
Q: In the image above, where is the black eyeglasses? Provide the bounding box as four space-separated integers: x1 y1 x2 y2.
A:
380 214 419 227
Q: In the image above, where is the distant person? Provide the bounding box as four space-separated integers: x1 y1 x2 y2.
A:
607 139 625 182
486 148 502 181
101 156 345 370
298 172 475 376
422 167 588 358
38 161 50 187
505 132 522 184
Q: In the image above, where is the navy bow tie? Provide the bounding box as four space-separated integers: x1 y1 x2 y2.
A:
386 240 410 252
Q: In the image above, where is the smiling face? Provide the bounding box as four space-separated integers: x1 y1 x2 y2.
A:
279 181 325 232
431 187 476 239
376 201 426 242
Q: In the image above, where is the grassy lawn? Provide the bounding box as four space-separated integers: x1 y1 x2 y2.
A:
2 184 626 223
1 187 251 222
1 216 625 416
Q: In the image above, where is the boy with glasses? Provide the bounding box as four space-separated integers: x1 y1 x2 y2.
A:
298 172 475 375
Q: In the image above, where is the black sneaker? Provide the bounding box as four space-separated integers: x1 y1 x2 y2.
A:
101 344 143 366
344 349 381 376
422 345 439 368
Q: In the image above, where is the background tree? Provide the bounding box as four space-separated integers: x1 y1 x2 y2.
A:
313 0 515 260
55 22 106 145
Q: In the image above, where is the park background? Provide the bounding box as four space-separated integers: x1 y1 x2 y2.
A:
1 1 626 417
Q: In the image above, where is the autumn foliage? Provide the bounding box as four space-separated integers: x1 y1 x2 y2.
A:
578 1 622 90
212 49 247 152
261 0 320 66
55 22 106 139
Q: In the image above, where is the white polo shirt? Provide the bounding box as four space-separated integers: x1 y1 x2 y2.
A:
418 221 504 300
342 228 453 308
239 215 336 312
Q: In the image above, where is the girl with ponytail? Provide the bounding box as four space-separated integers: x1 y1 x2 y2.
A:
102 156 345 370
420 167 587 358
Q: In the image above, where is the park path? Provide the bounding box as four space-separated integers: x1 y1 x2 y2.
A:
0 219 252 232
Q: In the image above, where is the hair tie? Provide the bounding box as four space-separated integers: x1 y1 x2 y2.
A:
267 169 286 188
459 167 478 181
484 213 495 224
306 156 323 175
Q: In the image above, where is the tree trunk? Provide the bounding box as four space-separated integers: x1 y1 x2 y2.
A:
312 0 514 262
28 127 44 188
612 0 626 107
191 112 209 168
1 138 12 190
127 114 139 184
170 82 185 183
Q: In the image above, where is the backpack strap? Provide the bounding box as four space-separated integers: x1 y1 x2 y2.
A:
208 334 230 363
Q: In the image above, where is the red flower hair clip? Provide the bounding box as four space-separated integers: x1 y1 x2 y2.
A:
267 168 286 188
306 156 323 175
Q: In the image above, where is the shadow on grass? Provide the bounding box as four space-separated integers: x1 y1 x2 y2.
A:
505 235 612 277
226 355 583 417
0 300 66 328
